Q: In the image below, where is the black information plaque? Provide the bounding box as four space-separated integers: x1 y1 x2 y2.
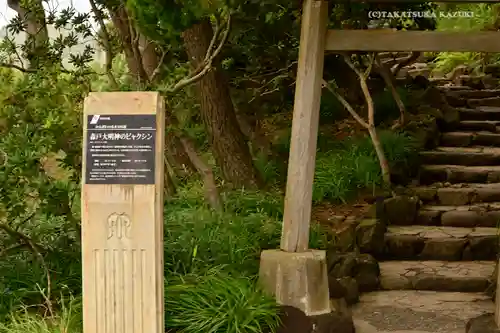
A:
84 114 156 184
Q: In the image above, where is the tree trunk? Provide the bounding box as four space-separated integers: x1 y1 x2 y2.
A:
139 35 159 79
108 6 149 83
7 0 48 68
181 18 261 189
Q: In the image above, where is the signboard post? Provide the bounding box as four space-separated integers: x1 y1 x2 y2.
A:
81 92 165 333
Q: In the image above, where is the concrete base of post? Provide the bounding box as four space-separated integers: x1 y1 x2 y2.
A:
258 249 331 316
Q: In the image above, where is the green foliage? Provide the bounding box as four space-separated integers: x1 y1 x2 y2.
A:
166 270 280 333
0 68 86 321
3 6 94 70
433 4 500 73
126 0 225 42
433 52 483 74
313 131 419 203
90 54 138 91
0 4 93 320
435 4 497 32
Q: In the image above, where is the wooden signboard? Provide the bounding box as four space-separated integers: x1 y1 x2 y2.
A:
81 92 165 333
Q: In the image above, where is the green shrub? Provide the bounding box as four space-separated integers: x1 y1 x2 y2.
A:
166 270 280 333
433 52 482 74
165 183 327 276
313 130 418 203
0 70 84 320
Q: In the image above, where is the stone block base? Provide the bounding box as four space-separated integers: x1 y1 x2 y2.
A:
259 249 330 316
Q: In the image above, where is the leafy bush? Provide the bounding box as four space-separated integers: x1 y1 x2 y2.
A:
433 52 483 74
313 130 419 203
0 69 85 321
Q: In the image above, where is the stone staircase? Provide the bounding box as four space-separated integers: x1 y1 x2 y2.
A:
352 89 500 333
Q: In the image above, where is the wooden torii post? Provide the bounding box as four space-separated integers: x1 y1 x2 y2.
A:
260 0 500 317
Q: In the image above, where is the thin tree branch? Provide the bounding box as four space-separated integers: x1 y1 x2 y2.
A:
0 62 35 73
150 48 168 83
0 61 72 74
204 14 221 63
322 79 369 128
165 108 222 210
342 53 376 126
0 223 54 316
374 53 406 128
392 51 421 77
165 13 232 94
209 13 231 64
0 243 27 258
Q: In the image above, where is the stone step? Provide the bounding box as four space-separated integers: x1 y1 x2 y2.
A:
384 226 497 261
441 132 500 147
456 121 500 133
352 290 494 333
446 95 468 107
447 89 500 99
379 261 494 292
459 107 500 121
437 86 473 91
416 203 500 228
419 165 500 184
468 97 500 108
420 147 500 166
412 183 500 205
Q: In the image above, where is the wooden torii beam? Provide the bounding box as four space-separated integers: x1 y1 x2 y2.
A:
326 30 500 52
